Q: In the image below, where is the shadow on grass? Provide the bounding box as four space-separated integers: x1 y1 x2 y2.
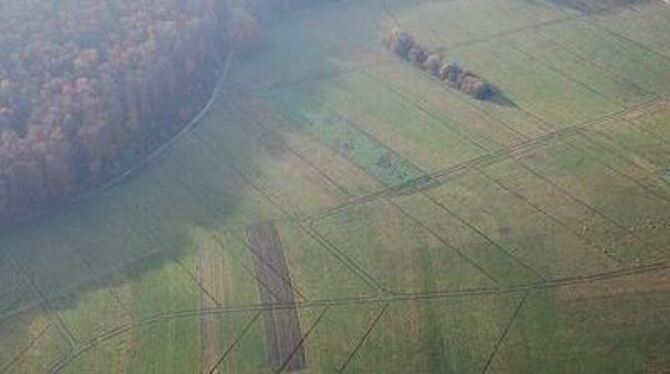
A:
487 88 519 108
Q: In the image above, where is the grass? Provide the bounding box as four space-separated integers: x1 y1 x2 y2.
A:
342 293 524 373
1 0 670 372
538 19 670 98
492 289 670 373
312 198 495 293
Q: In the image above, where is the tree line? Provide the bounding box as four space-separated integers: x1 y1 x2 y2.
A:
0 0 316 225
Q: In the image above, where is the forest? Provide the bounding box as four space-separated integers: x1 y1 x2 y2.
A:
0 0 306 225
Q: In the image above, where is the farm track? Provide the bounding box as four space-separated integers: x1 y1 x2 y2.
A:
49 260 670 373
336 302 389 373
303 97 665 224
207 311 262 374
5 2 670 371
0 52 236 235
7 95 666 374
481 292 529 374
192 132 386 294
45 104 670 372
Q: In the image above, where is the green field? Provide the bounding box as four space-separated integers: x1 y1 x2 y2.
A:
2 0 670 372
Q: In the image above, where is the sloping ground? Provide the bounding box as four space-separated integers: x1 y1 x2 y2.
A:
1 0 670 372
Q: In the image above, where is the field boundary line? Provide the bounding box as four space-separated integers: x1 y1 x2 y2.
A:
175 258 223 308
263 59 396 93
534 24 665 100
505 42 626 110
366 69 529 143
387 197 501 285
531 30 660 101
481 292 529 374
174 177 308 302
0 51 235 234
512 149 662 254
237 108 354 198
336 302 389 373
420 192 547 282
72 247 133 319
303 98 664 224
0 323 51 374
368 73 492 152
2 251 78 347
474 166 625 266
276 306 329 373
194 128 386 294
208 311 262 374
505 90 670 205
582 124 670 192
49 260 670 372
584 17 670 66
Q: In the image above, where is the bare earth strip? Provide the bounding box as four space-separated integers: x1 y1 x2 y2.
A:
198 242 224 373
247 221 306 372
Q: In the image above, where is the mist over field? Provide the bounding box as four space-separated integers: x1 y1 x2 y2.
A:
0 0 304 225
1 0 670 373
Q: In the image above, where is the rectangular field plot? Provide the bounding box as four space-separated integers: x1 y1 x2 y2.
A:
177 208 375 304
293 303 387 372
391 193 548 286
538 19 670 98
386 0 567 49
161 148 376 302
213 306 324 373
367 63 530 149
591 3 670 59
271 73 488 173
224 94 383 197
367 61 551 141
587 108 670 172
0 313 70 373
424 168 619 281
194 115 350 219
179 228 270 308
124 317 201 374
511 138 670 258
491 289 670 373
314 73 489 171
55 283 131 344
482 157 651 265
0 254 35 316
341 293 524 373
504 30 655 108
265 89 428 187
311 198 497 294
454 39 620 128
124 257 200 320
62 311 263 374
267 219 375 299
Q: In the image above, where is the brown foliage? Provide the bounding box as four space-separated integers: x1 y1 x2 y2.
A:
0 0 226 223
423 53 444 78
382 28 496 101
407 45 429 67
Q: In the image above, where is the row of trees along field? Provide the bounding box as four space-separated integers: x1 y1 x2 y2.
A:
0 0 311 225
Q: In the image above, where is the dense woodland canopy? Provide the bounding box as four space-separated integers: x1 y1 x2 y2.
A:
0 0 312 225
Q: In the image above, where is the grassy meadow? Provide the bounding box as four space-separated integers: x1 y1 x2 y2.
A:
2 0 670 372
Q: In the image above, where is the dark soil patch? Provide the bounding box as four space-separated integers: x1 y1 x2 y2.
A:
247 221 306 372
